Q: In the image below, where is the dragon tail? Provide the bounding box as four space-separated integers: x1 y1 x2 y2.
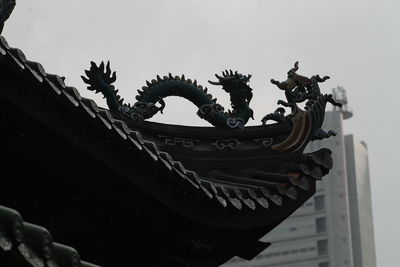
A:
81 61 126 111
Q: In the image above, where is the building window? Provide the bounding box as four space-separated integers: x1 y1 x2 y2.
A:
319 262 329 267
317 240 328 255
316 217 326 233
314 195 325 211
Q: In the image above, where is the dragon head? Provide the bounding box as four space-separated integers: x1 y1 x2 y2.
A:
208 70 253 104
285 61 313 89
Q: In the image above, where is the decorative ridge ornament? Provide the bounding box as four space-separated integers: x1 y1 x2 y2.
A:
81 61 341 150
82 62 254 129
262 61 342 144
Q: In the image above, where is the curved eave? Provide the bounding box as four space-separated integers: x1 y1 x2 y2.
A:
0 36 324 231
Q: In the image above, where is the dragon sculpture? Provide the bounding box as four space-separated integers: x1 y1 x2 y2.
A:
262 61 342 140
82 62 254 129
81 61 341 136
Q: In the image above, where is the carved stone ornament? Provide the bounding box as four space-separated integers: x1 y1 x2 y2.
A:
212 139 242 150
158 135 199 149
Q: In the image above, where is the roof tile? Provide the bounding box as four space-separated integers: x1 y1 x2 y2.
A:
0 206 101 267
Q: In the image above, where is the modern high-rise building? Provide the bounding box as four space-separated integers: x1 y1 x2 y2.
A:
222 87 376 267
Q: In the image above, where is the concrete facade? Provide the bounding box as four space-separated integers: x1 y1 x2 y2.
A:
345 135 377 267
222 97 376 267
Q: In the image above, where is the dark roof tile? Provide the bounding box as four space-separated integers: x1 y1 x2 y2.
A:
22 222 53 260
289 176 310 190
157 152 173 171
46 74 66 89
63 86 82 101
6 47 25 69
260 187 283 206
184 171 201 189
247 188 270 210
199 181 214 200
62 90 80 107
26 61 46 79
8 47 26 62
142 141 159 161
44 78 62 95
0 45 6 55
234 188 256 210
228 197 243 210
112 119 131 136
79 101 97 118
80 98 99 113
111 122 128 140
0 206 101 267
52 243 80 267
276 185 298 200
0 35 9 49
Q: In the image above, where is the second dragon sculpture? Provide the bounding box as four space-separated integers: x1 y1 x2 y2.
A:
262 61 342 140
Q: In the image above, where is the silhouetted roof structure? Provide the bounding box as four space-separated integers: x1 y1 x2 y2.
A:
0 33 336 266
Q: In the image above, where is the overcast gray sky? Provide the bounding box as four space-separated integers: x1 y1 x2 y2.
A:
3 0 400 266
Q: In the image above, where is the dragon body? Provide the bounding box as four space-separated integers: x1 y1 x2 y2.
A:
82 62 254 129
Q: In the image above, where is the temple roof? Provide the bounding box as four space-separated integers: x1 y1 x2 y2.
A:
0 35 331 214
0 34 332 266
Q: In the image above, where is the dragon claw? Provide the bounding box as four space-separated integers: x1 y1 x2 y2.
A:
270 79 279 85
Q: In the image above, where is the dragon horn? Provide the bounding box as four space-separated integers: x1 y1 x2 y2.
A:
290 61 299 72
215 73 226 80
239 74 252 81
208 79 221 85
